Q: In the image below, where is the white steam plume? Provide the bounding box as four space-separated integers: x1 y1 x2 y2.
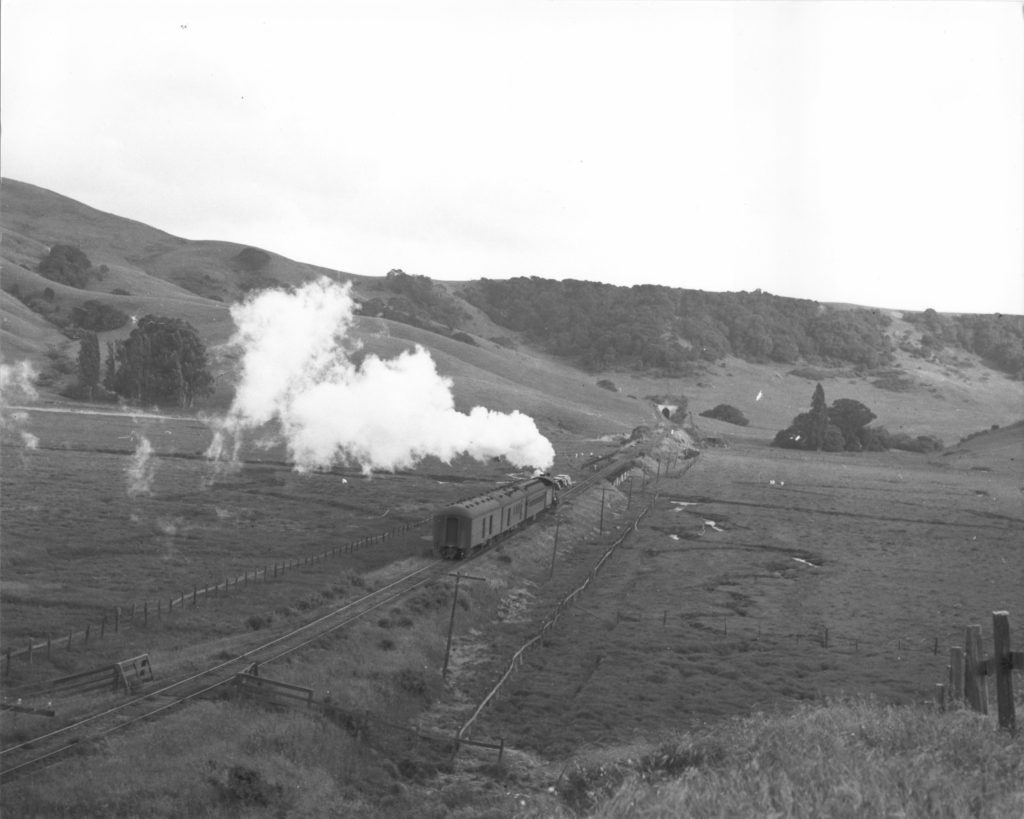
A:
127 434 157 496
0 361 39 405
1 361 39 452
211 278 554 473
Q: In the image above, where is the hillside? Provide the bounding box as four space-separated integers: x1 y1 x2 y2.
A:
2 177 1022 445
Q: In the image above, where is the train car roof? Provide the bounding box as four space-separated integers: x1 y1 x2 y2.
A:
436 476 552 518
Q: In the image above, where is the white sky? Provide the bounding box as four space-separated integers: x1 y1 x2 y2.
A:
2 0 1022 314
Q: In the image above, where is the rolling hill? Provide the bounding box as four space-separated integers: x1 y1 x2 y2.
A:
2 177 1021 444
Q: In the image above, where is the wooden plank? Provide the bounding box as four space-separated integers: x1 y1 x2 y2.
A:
964 625 988 715
992 611 1016 732
116 654 154 692
234 673 313 707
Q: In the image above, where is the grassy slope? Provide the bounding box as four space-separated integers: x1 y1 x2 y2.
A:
525 698 1024 818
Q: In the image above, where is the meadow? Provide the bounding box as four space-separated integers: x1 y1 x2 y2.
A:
462 436 1022 757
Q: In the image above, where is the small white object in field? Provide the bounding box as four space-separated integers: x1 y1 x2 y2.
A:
792 557 817 568
669 534 679 541
703 520 724 532
756 390 764 401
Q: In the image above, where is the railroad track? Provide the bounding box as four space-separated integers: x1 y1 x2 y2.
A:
0 560 447 781
0 442 657 782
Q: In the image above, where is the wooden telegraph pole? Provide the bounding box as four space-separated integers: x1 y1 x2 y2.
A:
549 515 561 579
443 572 486 678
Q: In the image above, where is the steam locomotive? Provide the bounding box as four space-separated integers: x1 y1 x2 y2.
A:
432 476 558 559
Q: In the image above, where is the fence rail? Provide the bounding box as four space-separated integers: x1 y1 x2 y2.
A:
3 654 154 702
2 519 431 674
935 611 1021 731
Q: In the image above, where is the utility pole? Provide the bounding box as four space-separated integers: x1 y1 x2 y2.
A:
442 572 486 678
599 486 606 533
549 515 561 579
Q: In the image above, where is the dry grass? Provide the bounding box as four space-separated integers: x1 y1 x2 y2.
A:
551 698 1024 818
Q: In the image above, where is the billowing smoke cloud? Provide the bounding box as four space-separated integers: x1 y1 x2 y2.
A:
209 278 554 473
127 433 157 496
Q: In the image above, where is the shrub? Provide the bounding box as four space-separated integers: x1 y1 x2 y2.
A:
245 614 272 630
71 300 129 331
859 425 891 452
451 331 477 346
597 379 619 392
889 434 945 454
209 764 285 810
699 404 749 426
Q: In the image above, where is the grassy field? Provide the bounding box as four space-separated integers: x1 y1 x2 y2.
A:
457 435 1022 759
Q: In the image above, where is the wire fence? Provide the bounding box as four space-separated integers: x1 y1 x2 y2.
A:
1 517 432 676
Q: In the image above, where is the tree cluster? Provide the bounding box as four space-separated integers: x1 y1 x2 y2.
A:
773 383 882 452
904 309 1024 378
462 278 894 374
103 315 213 407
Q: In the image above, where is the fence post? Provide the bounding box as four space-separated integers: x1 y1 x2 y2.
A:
949 647 964 704
935 683 946 711
964 625 988 714
27 640 33 666
47 634 52 661
193 585 198 607
85 624 91 643
4 648 10 678
115 606 120 633
992 611 1016 731
144 600 149 627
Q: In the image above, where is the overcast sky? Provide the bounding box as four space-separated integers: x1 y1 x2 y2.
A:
2 1 1021 314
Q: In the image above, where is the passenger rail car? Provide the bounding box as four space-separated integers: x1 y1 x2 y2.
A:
433 476 556 559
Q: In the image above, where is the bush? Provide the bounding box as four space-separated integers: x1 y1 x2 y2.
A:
451 331 477 346
859 426 891 452
597 379 619 392
71 300 129 331
699 404 749 426
889 434 945 454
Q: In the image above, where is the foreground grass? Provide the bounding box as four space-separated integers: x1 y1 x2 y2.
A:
525 698 1024 819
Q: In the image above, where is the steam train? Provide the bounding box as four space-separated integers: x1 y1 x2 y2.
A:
432 476 558 559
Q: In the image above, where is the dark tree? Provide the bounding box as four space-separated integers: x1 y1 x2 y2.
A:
38 244 93 288
77 332 101 399
105 316 213 407
808 383 828 451
828 398 877 450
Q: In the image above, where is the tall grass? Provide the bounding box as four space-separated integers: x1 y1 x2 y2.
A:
532 698 1024 819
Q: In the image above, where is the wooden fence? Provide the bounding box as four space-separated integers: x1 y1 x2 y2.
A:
2 654 154 703
935 611 1022 731
1 518 430 674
